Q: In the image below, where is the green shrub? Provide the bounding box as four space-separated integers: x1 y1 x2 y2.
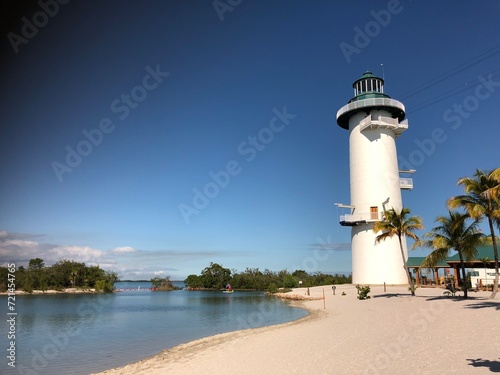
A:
23 284 33 294
356 285 371 300
267 283 278 293
282 274 298 288
95 279 114 293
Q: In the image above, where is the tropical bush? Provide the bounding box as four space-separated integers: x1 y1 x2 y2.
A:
266 283 278 293
356 285 371 300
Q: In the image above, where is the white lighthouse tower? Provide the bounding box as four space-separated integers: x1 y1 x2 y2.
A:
336 72 413 285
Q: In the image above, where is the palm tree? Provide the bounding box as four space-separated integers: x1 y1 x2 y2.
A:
419 211 486 299
373 207 423 296
448 168 500 299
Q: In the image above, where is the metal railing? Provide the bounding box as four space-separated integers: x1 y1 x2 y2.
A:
359 114 408 137
340 212 382 223
336 98 406 120
399 177 413 190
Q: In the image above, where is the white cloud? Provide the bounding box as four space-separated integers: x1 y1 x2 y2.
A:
109 246 137 254
0 230 235 280
309 242 351 252
0 230 106 266
4 239 39 247
51 245 106 263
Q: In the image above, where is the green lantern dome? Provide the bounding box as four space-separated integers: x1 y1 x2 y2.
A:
350 71 389 102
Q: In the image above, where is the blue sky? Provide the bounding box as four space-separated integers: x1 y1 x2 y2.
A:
1 1 499 280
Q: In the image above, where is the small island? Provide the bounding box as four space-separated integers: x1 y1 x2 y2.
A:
150 276 181 291
0 258 118 294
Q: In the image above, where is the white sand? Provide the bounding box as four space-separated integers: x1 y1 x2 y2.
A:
93 285 500 375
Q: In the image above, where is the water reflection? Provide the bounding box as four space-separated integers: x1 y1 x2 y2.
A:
0 286 307 375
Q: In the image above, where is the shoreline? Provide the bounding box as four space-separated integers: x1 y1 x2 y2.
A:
0 288 99 295
92 284 500 375
94 299 321 374
93 296 323 375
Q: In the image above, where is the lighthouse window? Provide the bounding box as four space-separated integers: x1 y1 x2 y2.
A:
370 206 379 220
361 80 366 92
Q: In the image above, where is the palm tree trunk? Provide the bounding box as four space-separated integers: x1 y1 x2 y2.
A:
458 250 468 299
488 218 499 299
398 235 414 296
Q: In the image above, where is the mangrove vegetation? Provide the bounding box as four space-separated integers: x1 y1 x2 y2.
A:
184 262 352 291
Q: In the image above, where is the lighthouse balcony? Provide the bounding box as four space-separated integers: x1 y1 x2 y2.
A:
336 97 406 129
340 213 382 226
359 114 408 138
399 177 413 190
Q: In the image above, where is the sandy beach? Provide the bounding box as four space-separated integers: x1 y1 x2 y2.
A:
93 285 500 375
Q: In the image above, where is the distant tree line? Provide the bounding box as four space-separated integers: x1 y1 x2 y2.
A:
0 258 119 293
184 262 351 291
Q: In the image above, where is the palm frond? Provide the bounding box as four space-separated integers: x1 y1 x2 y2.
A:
421 247 449 268
373 207 423 244
421 210 485 269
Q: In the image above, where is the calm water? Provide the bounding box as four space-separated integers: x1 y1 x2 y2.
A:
1 282 307 374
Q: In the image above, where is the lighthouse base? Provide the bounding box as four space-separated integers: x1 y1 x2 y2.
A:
351 224 408 285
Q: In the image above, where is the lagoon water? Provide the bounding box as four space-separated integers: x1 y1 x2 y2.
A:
1 282 307 375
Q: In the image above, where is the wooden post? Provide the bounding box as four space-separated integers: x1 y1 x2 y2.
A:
323 288 326 309
384 282 386 292
453 265 459 287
